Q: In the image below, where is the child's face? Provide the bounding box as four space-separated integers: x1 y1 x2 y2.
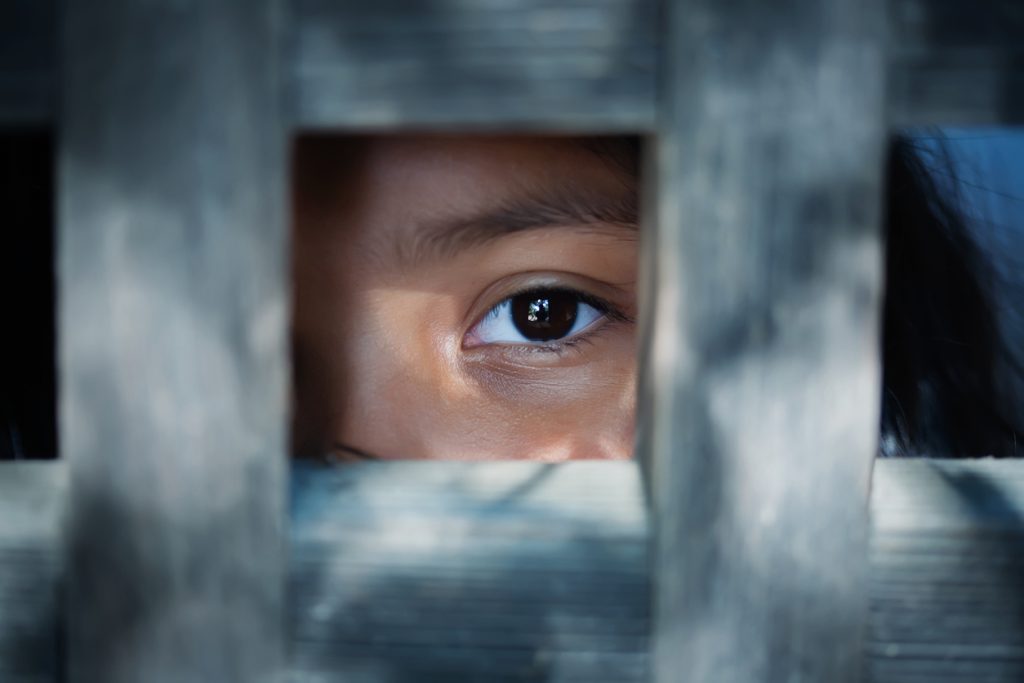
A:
291 136 638 460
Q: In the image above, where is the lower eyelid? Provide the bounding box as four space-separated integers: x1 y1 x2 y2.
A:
460 337 624 395
468 316 623 362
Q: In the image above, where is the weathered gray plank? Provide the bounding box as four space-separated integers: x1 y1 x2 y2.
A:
289 461 650 683
4 0 1022 127
0 463 63 683
888 0 1024 125
1 460 1024 680
644 0 888 681
58 2 288 682
867 459 1024 683
288 0 657 130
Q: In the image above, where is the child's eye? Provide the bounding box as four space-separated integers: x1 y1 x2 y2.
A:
465 288 607 347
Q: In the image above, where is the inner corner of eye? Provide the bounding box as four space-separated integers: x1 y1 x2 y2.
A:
462 310 497 349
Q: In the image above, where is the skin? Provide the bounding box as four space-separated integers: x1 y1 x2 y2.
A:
291 135 638 461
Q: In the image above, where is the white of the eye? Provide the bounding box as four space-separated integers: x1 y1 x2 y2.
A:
471 298 604 345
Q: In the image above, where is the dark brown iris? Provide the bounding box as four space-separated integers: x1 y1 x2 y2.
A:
510 290 578 341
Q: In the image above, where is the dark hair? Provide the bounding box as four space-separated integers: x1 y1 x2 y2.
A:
880 133 1021 457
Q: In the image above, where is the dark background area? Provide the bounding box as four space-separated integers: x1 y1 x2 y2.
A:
1 129 57 459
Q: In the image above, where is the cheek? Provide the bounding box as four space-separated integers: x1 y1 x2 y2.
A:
329 288 462 438
337 331 637 460
441 391 635 461
416 349 638 461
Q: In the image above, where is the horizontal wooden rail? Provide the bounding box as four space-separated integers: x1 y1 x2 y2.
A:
887 0 1024 125
0 463 63 683
290 462 649 682
1 459 1023 681
289 0 657 130
868 459 1024 682
3 0 1023 128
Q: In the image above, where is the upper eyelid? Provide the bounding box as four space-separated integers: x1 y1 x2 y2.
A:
460 271 636 334
466 287 629 353
472 288 630 341
400 186 638 268
485 286 614 316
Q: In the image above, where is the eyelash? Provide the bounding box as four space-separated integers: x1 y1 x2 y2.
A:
467 286 631 354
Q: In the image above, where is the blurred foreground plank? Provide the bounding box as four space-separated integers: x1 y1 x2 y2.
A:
645 0 886 680
290 461 649 683
58 2 288 681
4 0 1024 127
3 459 1024 680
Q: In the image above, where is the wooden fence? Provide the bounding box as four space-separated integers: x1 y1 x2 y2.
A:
0 0 1022 681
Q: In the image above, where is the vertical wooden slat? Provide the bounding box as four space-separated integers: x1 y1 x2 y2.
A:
59 2 287 681
644 0 887 681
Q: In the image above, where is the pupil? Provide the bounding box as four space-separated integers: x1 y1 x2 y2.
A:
511 290 578 341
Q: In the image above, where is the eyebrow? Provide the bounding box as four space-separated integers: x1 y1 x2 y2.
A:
395 182 638 267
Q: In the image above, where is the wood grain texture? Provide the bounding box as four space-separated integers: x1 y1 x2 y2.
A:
1 460 1024 680
888 0 1024 125
3 0 1022 127
644 0 887 681
58 2 288 682
0 463 64 683
867 459 1024 683
289 461 650 683
287 0 657 130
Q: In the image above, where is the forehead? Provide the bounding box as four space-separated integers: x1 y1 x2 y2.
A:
292 135 636 261
355 135 621 185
